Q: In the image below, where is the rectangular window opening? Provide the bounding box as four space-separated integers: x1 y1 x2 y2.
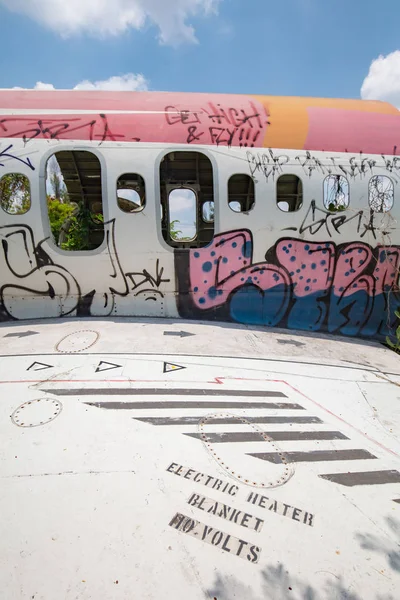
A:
323 175 349 212
160 151 214 248
228 174 255 213
369 175 394 213
45 150 104 251
0 173 31 215
117 173 146 212
277 175 303 212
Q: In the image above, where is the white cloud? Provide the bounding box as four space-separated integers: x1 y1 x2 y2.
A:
169 189 197 212
0 0 221 45
73 73 148 91
34 82 57 91
361 51 400 108
12 73 149 92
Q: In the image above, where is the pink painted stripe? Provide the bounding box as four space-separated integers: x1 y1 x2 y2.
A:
0 93 268 148
305 107 400 154
0 111 266 147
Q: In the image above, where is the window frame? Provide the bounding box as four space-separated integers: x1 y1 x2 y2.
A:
368 174 394 213
167 185 198 243
156 147 217 250
40 145 108 255
0 172 32 216
227 173 256 214
276 173 303 213
323 174 350 212
116 172 147 214
201 200 215 223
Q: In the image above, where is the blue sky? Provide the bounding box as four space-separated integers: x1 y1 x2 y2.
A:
0 0 400 104
2 0 400 237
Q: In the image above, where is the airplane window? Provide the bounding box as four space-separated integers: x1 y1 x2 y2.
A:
277 174 303 212
160 151 214 248
45 151 104 251
169 188 197 242
117 174 146 212
323 174 349 211
369 175 394 213
202 200 214 222
228 174 255 213
0 173 31 215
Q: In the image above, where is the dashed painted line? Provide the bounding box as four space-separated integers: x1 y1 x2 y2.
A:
84 400 303 410
248 449 378 463
319 470 400 486
134 415 322 425
185 431 349 443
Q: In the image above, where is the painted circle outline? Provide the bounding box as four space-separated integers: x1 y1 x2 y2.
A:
198 412 295 489
55 329 100 353
11 398 63 428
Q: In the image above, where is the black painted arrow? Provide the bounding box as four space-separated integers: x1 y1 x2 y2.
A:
27 361 53 372
163 331 195 338
277 338 305 348
95 361 122 373
4 330 39 339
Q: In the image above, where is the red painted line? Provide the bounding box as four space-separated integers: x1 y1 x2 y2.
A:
1 373 397 459
211 376 400 459
0 379 177 384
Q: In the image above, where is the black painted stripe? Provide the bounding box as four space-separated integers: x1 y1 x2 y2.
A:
85 401 303 410
319 470 400 486
185 431 349 443
135 415 322 425
248 449 377 463
44 388 287 398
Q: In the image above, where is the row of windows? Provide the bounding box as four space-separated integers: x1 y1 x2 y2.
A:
0 150 395 251
276 173 394 214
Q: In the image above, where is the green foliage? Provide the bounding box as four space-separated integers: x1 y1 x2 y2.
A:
170 219 183 240
386 310 400 352
60 204 103 251
328 203 346 212
0 173 31 214
60 212 90 251
169 219 198 242
47 197 103 251
47 197 76 243
1 172 102 251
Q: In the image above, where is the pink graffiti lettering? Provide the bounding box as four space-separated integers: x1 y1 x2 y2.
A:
179 229 400 339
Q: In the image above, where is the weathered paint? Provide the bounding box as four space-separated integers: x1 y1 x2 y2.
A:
0 90 399 152
0 319 400 598
0 90 400 342
175 231 400 339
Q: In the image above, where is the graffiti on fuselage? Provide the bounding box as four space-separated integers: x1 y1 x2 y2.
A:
1 221 399 341
175 229 400 340
0 220 169 320
0 223 80 320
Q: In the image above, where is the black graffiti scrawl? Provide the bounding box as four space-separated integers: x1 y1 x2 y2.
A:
0 220 170 320
0 223 80 319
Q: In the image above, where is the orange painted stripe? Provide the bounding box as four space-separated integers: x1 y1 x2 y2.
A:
252 95 399 150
